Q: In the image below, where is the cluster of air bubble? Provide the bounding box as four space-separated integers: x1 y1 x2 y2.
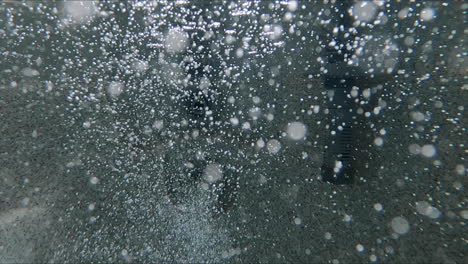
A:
42 1 315 261
1 1 466 263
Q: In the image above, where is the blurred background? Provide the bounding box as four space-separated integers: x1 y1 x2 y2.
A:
0 1 466 263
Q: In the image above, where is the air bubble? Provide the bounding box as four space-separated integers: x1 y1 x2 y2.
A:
391 216 410 235
286 121 307 140
267 139 281 154
421 144 436 158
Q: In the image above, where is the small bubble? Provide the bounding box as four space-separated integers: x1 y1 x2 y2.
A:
410 111 425 122
351 1 378 22
203 163 223 183
374 137 384 146
107 81 124 98
201 182 209 190
356 244 365 253
421 144 436 158
83 121 91 129
343 214 352 222
374 203 383 212
267 139 281 154
252 96 261 104
415 201 441 219
460 210 468 220
334 161 343 174
235 48 244 58
287 0 298 12
164 28 189 53
249 107 262 120
266 113 274 121
286 121 307 140
313 105 320 114
455 164 466 176
420 7 436 21
90 177 99 185
229 117 239 126
434 101 443 108
256 139 265 149
153 120 164 130
294 217 302 225
391 216 410 235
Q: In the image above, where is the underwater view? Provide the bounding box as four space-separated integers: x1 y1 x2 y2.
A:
0 1 466 263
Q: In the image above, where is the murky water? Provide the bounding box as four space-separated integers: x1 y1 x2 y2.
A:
0 1 466 263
